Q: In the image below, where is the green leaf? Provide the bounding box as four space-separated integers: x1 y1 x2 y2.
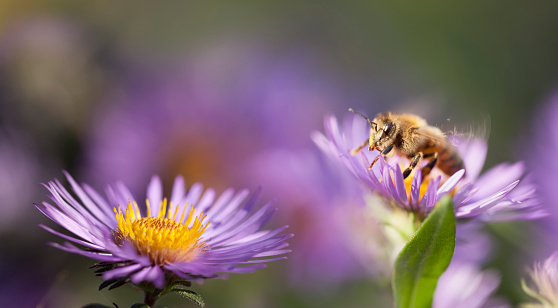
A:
172 288 205 307
392 196 456 308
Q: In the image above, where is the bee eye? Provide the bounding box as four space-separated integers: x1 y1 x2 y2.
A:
383 122 394 135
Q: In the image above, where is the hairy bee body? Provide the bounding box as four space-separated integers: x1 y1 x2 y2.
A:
350 110 465 179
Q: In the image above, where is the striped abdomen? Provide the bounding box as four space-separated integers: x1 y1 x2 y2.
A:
434 142 465 176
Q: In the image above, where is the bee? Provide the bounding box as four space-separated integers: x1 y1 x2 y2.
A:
348 108 465 179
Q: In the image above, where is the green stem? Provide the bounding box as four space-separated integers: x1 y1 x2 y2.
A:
144 289 161 307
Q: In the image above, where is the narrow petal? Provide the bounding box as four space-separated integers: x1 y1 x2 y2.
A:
471 162 525 201
147 175 163 214
410 170 423 209
103 263 144 280
170 176 186 206
436 169 465 199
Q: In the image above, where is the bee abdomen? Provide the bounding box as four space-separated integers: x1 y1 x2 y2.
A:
437 145 465 176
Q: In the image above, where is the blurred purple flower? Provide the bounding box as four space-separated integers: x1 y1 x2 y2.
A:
36 172 292 290
527 90 558 257
529 91 558 216
0 130 57 231
521 251 558 308
313 114 543 222
0 256 52 308
430 222 510 308
81 44 345 194
433 261 509 308
244 148 385 287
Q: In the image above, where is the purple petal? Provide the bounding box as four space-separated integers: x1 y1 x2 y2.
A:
131 266 165 289
104 263 144 280
63 171 114 226
457 181 520 218
209 189 251 223
194 187 217 213
169 176 186 206
184 182 204 209
393 164 409 207
421 175 441 212
436 169 465 199
471 162 525 201
458 138 488 181
452 183 474 207
410 170 423 209
39 224 103 250
147 175 163 214
50 242 121 262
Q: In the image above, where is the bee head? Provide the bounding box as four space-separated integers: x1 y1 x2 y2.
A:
371 114 396 148
348 108 396 150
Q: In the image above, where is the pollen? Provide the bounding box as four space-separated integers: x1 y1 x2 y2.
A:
113 199 209 265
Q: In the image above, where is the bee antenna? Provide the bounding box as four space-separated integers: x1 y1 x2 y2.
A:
348 108 376 127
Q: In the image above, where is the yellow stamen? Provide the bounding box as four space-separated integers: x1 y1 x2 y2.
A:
113 200 209 265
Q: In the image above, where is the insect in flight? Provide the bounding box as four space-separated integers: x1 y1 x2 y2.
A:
348 108 465 179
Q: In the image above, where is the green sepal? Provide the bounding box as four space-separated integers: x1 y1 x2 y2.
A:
98 278 129 291
392 196 456 308
171 288 205 307
98 279 118 290
168 280 192 289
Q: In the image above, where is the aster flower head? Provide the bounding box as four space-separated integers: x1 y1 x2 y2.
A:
521 251 558 308
35 172 292 305
312 112 543 222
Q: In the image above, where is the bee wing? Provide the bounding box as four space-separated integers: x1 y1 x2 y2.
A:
412 126 451 144
442 114 491 145
412 116 490 147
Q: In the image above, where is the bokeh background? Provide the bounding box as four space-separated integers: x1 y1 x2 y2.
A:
1 1 558 307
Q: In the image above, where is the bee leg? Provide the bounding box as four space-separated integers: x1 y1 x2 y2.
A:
420 153 438 178
350 139 370 155
403 152 424 179
368 144 394 169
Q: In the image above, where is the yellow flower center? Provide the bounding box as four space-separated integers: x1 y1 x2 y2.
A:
113 199 209 265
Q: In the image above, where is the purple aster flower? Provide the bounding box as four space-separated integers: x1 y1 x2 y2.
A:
312 113 543 222
521 251 558 308
35 172 292 305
